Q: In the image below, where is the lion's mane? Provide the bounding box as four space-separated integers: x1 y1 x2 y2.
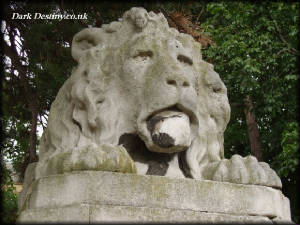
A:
35 7 230 179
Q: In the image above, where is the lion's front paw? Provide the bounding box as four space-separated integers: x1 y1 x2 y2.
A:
203 154 282 188
63 144 136 173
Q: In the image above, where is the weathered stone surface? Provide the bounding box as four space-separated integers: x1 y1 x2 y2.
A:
28 6 282 189
89 205 273 223
18 162 36 213
202 155 282 188
18 171 291 223
17 204 274 223
18 204 90 223
18 7 291 223
147 110 191 153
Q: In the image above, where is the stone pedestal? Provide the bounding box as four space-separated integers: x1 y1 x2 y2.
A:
17 171 291 223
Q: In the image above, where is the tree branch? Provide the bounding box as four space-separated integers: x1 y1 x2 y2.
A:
274 21 300 56
276 48 289 56
4 26 38 163
195 5 204 25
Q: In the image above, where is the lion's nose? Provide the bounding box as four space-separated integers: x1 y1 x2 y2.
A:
166 77 190 88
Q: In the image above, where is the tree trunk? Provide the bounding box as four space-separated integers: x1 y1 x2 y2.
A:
243 95 263 161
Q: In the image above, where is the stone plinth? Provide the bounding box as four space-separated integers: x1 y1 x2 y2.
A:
17 171 291 223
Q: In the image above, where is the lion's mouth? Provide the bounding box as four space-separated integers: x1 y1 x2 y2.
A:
145 104 198 125
142 104 198 153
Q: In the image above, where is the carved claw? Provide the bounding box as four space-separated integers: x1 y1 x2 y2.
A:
212 160 229 182
259 162 282 188
203 154 282 189
244 156 267 185
45 144 136 175
70 144 137 173
228 155 250 184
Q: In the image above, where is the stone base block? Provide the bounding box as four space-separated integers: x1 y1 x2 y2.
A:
19 204 275 223
17 171 291 223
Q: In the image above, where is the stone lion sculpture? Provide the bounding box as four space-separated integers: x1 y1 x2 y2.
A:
34 7 281 188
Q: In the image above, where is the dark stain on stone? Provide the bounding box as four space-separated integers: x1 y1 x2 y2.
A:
147 115 164 134
146 160 169 176
72 119 82 132
178 150 193 178
118 133 175 176
118 133 145 153
118 133 191 178
152 133 175 148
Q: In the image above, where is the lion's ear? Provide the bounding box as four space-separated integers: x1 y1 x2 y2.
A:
71 28 103 62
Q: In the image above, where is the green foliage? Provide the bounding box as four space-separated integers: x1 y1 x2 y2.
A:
2 1 168 175
201 1 299 163
276 122 299 177
2 1 299 223
1 165 18 224
200 2 299 222
2 115 30 174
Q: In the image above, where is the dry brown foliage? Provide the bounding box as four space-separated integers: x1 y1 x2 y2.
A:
162 9 215 48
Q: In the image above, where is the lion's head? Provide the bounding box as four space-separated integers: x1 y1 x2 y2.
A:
35 8 230 180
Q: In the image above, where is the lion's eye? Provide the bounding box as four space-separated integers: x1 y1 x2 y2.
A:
177 54 193 66
133 50 153 61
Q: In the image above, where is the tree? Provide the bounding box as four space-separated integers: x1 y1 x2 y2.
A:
1 1 299 223
1 1 167 179
0 164 18 224
200 2 299 222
